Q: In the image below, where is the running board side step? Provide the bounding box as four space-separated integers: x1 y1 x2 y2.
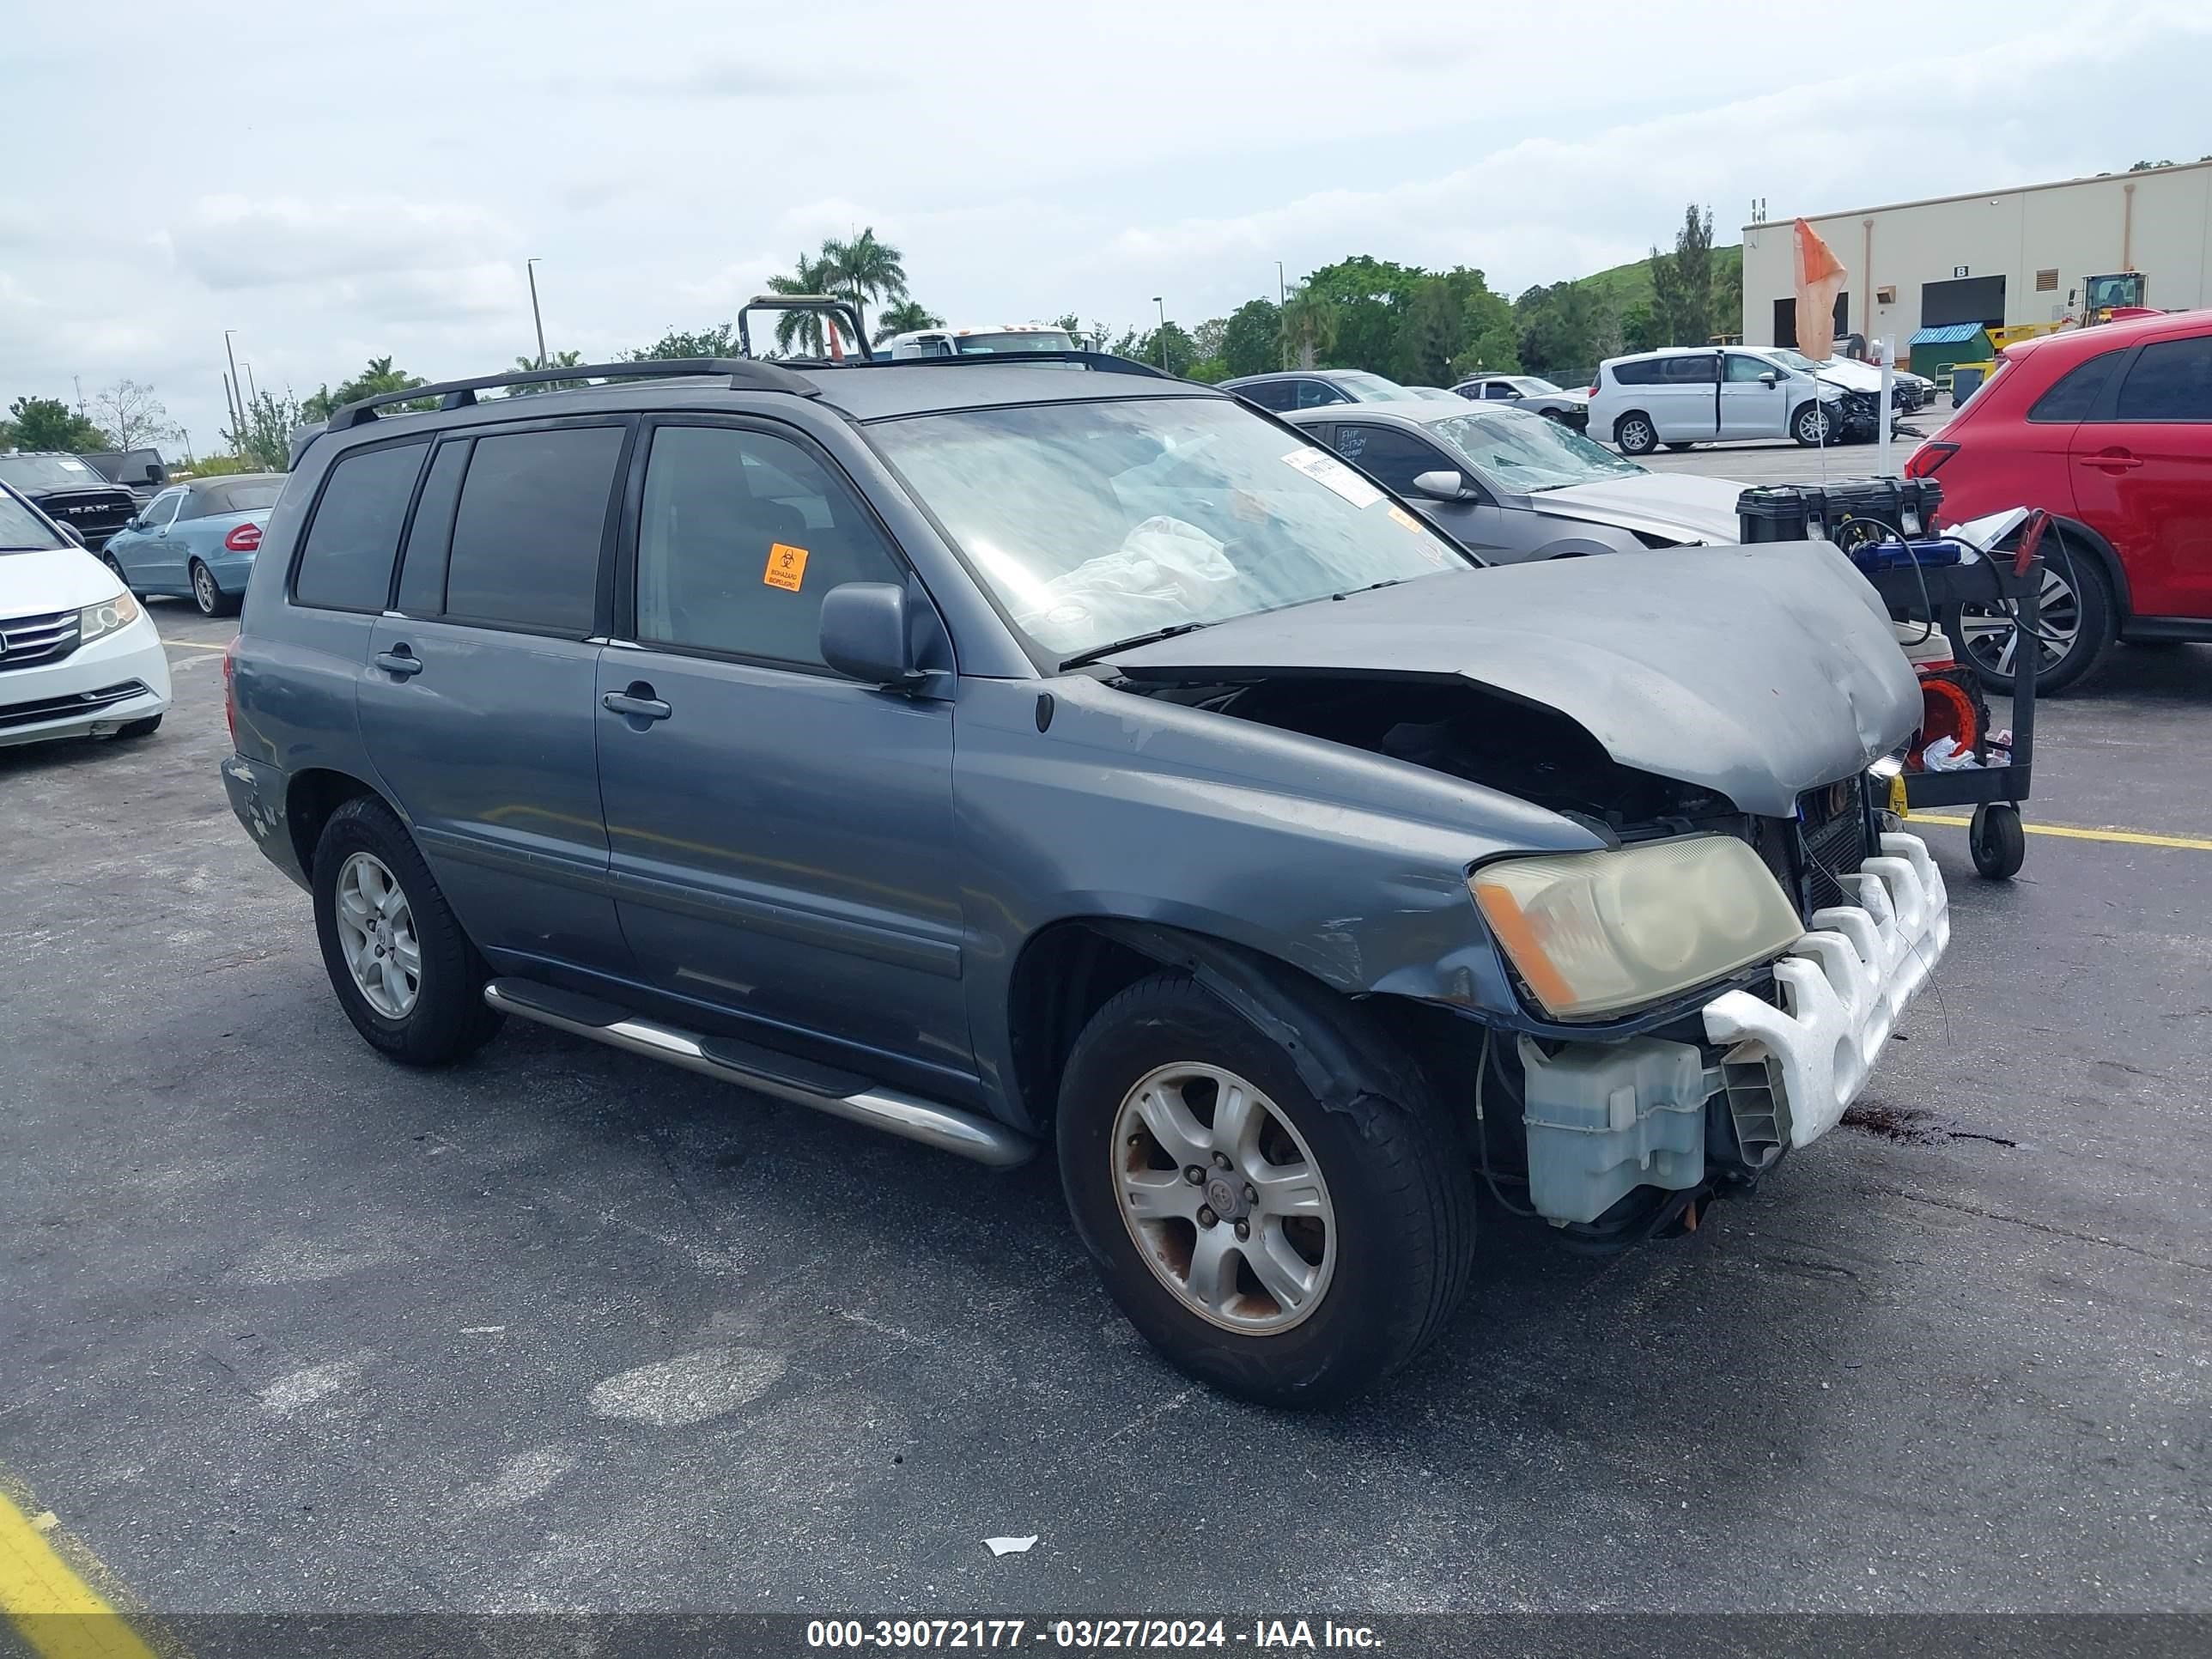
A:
482 979 1034 1169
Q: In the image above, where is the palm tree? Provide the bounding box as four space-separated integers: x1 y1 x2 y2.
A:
765 252 842 355
821 228 908 343
1277 284 1340 370
873 299 943 343
507 349 586 396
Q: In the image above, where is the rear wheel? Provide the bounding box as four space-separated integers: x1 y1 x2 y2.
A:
1613 413 1658 456
313 796 501 1065
1952 531 2113 696
190 559 238 617
1056 971 1476 1407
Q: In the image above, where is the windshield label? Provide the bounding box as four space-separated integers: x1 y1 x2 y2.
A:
1280 447 1381 509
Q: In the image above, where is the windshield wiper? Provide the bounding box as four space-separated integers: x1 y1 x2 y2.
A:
1059 620 1215 672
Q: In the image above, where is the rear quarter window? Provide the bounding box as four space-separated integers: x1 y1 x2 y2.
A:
2027 349 2123 422
291 441 430 611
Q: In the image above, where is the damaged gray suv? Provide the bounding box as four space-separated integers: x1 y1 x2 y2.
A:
223 330 1951 1404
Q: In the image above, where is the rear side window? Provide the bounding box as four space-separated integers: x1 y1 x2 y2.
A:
442 425 626 635
1235 380 1295 411
2027 350 2122 422
1663 355 1720 384
292 441 428 611
1610 358 1663 386
2112 337 2212 421
395 440 471 616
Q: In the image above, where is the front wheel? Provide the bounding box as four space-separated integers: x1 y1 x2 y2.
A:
313 796 501 1066
1613 413 1658 456
1057 972 1476 1406
102 552 132 591
1792 402 1835 446
1970 803 2027 879
191 559 239 617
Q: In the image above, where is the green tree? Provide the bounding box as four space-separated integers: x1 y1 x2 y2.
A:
505 349 589 395
1299 255 1424 372
1399 277 1462 385
873 299 944 343
624 324 739 361
1649 203 1716 346
764 251 843 354
1222 298 1282 377
8 395 110 452
1278 284 1340 369
1136 321 1196 376
303 356 435 422
1514 281 1615 379
223 388 306 471
820 228 908 344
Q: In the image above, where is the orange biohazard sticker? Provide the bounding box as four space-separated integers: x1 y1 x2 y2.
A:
763 543 809 591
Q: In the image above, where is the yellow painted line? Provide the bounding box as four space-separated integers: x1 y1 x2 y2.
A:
159 639 228 653
0 1488 158 1659
1912 813 2212 852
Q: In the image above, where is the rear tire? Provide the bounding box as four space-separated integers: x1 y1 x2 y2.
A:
1613 413 1658 456
1056 970 1476 1407
190 559 238 618
312 795 501 1066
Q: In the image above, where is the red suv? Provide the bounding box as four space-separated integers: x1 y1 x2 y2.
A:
1906 309 2212 692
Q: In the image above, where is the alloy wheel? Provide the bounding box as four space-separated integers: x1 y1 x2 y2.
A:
334 851 422 1018
1112 1062 1335 1334
193 563 219 614
1957 563 2081 679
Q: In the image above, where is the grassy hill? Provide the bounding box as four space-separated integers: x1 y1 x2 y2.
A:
1572 243 1742 314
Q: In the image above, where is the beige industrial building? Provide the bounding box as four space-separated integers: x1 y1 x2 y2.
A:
1740 159 2212 358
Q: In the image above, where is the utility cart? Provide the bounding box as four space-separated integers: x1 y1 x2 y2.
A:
1737 483 2045 879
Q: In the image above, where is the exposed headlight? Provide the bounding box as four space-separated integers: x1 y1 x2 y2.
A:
1468 836 1804 1021
79 589 142 646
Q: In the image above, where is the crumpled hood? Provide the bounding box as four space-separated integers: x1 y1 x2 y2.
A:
1528 471 1745 544
1107 542 1918 817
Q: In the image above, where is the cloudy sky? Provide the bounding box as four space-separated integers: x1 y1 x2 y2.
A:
5 0 2209 452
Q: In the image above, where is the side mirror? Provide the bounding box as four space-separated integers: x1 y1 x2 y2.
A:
819 581 924 686
142 464 163 483
1758 370 1781 387
58 522 86 548
1410 469 1472 502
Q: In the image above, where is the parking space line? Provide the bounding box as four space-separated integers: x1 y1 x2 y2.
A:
160 639 228 653
1912 813 2212 852
0 1488 157 1659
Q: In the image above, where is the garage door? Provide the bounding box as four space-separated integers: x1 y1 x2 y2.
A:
1921 276 2006 330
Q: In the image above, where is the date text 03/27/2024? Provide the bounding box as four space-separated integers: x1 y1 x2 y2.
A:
804 1618 1382 1650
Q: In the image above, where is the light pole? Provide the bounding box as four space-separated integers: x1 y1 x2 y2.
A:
222 330 246 435
1275 261 1286 306
526 258 549 369
241 362 259 406
1153 296 1166 370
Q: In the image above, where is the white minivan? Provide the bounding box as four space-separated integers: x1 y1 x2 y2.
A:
1589 347 1845 455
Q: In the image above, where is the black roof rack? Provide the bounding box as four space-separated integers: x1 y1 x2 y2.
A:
850 349 1177 380
737 295 874 362
323 357 822 433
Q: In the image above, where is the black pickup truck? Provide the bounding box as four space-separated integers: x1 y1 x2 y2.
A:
0 453 139 550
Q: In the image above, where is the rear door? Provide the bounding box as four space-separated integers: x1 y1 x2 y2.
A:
2069 331 2212 618
1650 353 1721 441
594 416 969 1085
357 418 635 976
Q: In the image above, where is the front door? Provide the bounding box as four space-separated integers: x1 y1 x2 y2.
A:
2069 333 2212 618
1720 353 1790 439
1329 422 1511 556
356 421 635 976
133 487 188 593
594 417 969 1088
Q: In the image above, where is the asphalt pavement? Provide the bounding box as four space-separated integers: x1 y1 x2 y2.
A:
2 581 2208 1632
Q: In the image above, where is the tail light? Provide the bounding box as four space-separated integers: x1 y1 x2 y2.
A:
224 522 263 552
1587 382 1599 398
1905 441 1959 479
222 635 240 747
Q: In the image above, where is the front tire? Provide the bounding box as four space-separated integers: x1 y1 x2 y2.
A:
1613 413 1658 456
1792 402 1835 446
115 714 162 739
190 559 238 617
1970 803 2027 879
312 796 501 1066
102 552 134 592
1056 971 1476 1407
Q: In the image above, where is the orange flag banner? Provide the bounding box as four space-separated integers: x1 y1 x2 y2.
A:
1793 219 1848 362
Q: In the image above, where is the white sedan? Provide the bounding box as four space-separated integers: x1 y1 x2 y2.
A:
1 480 172 749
